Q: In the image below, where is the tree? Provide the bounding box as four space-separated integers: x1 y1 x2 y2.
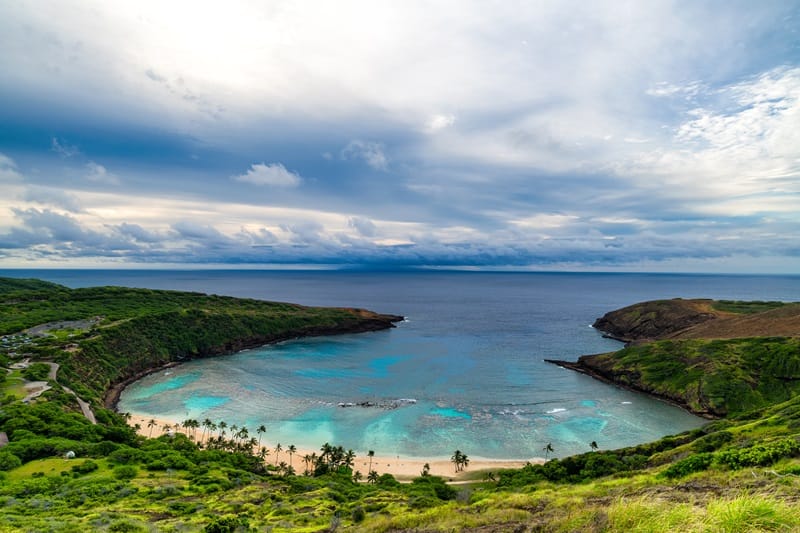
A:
421 463 431 476
344 449 355 469
288 444 296 468
257 424 266 448
147 419 157 438
451 450 463 472
461 453 469 471
367 450 375 473
201 418 213 443
543 442 554 461
367 470 379 484
188 419 199 440
274 443 282 465
353 470 363 483
590 441 599 452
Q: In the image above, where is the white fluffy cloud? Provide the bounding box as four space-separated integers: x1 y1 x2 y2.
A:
232 163 302 187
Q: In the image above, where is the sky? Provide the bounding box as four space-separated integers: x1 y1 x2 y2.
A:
0 1 799 272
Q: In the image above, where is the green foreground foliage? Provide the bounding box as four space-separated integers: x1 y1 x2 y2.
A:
1 278 800 531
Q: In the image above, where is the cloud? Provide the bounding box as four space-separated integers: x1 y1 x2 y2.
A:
231 163 302 187
112 222 163 243
0 2 798 271
618 66 800 216
51 137 80 157
0 153 23 182
341 140 388 171
349 216 376 237
426 114 456 132
145 68 167 83
22 186 83 212
85 161 120 185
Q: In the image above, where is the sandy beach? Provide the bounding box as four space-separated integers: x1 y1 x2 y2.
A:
128 414 541 480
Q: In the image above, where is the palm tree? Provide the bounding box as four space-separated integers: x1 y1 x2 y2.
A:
367 470 379 484
201 418 213 442
344 449 355 469
451 450 463 472
460 453 469 471
421 463 431 476
274 443 282 465
257 425 266 447
288 444 297 468
303 454 312 475
352 471 363 483
147 419 157 438
543 442 554 461
218 421 227 439
367 450 375 473
590 441 599 452
188 419 199 440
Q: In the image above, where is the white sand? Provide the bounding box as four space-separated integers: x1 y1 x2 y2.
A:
128 414 542 480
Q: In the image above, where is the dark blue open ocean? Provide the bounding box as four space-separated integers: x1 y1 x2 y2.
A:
5 269 799 460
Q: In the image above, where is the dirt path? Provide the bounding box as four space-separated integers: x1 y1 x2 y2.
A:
23 361 97 424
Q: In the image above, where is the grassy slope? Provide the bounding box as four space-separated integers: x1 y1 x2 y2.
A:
2 285 800 532
0 279 401 405
576 299 800 418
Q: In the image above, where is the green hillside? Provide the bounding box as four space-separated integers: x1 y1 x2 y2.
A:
2 283 800 532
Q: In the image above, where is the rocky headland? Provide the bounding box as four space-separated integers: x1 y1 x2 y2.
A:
548 299 800 418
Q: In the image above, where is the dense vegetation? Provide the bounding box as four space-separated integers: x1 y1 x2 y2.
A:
580 336 800 417
0 279 400 405
2 279 800 531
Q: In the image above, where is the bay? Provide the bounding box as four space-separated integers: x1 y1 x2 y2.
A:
5 269 799 459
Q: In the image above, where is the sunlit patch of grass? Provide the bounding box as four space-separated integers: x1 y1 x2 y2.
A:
6 457 90 481
1 369 27 399
703 493 800 532
605 497 697 532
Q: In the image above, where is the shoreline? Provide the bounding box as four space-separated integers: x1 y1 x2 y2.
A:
127 414 542 480
545 358 717 420
103 314 404 410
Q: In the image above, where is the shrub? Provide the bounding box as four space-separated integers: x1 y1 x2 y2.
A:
113 465 139 480
661 453 715 479
22 363 51 381
204 515 249 532
71 460 99 475
715 438 800 469
0 450 22 471
352 505 366 523
692 431 734 453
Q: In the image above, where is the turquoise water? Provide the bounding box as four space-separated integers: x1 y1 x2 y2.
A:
15 269 797 460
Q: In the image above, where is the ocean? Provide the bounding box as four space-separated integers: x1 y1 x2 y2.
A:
5 269 800 460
